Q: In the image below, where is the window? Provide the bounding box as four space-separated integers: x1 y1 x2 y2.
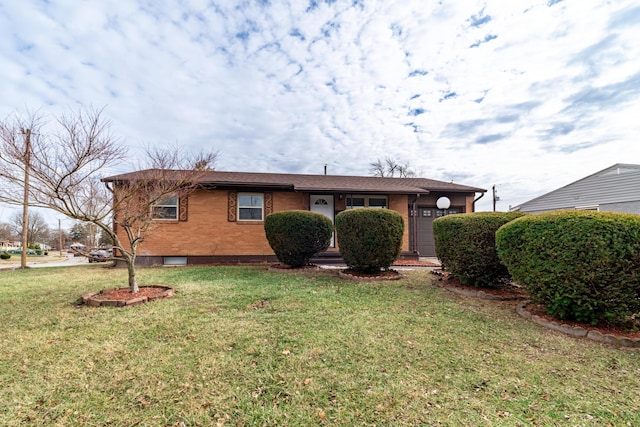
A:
163 256 187 266
346 195 387 209
346 197 365 209
238 193 264 220
368 197 388 208
435 208 461 217
152 195 179 220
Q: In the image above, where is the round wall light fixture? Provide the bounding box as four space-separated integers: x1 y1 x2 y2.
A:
436 196 451 210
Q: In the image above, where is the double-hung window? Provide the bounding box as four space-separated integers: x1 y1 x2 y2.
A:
238 193 264 221
152 195 179 220
346 195 387 209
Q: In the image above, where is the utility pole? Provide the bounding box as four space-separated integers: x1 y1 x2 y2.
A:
20 128 31 269
492 185 500 212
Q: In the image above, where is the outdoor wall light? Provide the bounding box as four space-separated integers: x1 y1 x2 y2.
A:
436 196 451 209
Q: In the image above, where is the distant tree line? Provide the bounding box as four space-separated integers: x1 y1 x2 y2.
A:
0 212 112 249
369 157 417 178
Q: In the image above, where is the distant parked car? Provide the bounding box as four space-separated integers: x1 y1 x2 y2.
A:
88 250 111 263
8 248 36 255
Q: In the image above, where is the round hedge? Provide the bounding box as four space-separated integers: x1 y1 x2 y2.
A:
433 211 525 287
335 208 404 273
264 210 334 268
496 210 640 325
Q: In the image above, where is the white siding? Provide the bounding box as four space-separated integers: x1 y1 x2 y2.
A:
514 164 640 214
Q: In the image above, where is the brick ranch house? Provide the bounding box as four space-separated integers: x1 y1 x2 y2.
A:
103 170 486 266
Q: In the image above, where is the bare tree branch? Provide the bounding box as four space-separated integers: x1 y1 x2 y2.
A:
369 158 386 177
369 157 416 178
0 107 217 293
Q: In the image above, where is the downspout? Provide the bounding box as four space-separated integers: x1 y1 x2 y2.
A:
473 192 485 212
411 194 421 254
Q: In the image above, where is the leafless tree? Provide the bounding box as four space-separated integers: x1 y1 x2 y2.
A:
0 222 15 241
0 107 217 292
369 157 417 178
10 211 50 245
102 150 217 291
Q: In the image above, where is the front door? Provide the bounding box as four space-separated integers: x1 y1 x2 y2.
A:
310 195 335 247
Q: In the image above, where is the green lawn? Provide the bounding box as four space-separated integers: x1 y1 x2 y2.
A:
1 265 639 426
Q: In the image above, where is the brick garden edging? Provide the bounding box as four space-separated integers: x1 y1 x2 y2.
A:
516 303 640 348
82 286 175 307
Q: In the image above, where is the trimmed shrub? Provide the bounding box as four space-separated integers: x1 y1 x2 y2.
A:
433 211 525 287
264 210 333 268
335 208 404 273
496 210 640 325
0 252 10 260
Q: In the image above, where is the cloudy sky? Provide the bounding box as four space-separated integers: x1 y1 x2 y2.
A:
1 0 639 218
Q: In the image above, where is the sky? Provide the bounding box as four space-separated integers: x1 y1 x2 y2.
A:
1 0 639 222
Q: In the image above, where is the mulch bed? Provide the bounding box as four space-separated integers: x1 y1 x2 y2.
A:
523 303 640 341
82 285 174 307
433 270 528 300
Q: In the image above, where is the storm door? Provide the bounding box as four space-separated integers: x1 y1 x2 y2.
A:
310 195 335 247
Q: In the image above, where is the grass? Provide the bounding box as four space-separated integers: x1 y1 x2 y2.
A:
1 265 639 426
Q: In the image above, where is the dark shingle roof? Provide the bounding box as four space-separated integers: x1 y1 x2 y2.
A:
104 170 485 195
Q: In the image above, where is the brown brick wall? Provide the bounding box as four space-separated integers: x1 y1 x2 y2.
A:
388 194 410 250
119 189 413 257
133 190 291 257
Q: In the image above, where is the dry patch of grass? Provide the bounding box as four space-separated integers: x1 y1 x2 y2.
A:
1 266 639 426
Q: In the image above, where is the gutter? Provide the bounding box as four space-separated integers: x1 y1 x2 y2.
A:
473 192 485 212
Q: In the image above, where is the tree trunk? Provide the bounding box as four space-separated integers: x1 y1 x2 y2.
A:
21 129 31 269
126 257 139 293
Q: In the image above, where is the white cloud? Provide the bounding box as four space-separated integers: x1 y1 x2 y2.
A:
0 0 639 218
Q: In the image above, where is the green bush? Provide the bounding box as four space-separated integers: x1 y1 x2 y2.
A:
496 210 640 326
433 211 525 287
0 252 10 260
335 208 404 273
264 210 334 268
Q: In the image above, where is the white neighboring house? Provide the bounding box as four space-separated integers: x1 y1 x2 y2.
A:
511 164 640 214
34 242 52 251
1 240 21 252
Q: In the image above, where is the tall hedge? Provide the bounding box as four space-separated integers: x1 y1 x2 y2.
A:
264 210 334 267
335 208 404 273
496 210 640 325
433 211 525 287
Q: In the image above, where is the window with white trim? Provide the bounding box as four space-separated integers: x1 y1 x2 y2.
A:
238 193 264 220
346 195 387 209
152 195 179 220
